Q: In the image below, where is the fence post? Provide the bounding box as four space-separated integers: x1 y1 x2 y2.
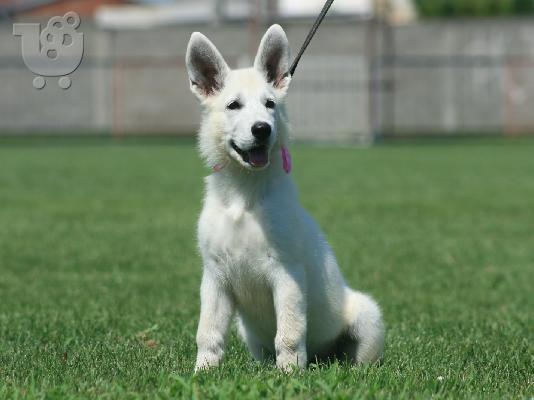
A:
111 29 123 138
365 17 378 142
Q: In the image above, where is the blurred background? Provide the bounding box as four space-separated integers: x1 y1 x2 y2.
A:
2 0 534 142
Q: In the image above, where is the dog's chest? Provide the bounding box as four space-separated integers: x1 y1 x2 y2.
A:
200 201 277 326
199 201 274 282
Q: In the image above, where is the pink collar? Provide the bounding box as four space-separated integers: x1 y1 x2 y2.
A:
281 145 292 173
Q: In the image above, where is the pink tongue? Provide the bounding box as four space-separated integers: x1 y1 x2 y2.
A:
248 148 268 167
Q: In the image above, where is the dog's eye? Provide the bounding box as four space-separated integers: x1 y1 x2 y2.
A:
265 99 276 109
226 100 242 110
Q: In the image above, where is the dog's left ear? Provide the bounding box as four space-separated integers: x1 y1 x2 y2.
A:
254 24 290 91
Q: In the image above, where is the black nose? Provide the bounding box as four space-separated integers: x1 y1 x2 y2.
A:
251 122 271 141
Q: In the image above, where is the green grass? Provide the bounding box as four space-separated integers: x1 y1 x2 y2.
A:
0 138 533 399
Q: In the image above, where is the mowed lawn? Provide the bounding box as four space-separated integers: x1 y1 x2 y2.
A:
0 138 532 399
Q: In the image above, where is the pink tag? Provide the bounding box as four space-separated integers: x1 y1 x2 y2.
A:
212 163 225 172
281 146 292 174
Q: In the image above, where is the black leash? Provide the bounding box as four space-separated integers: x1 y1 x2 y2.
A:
288 0 335 77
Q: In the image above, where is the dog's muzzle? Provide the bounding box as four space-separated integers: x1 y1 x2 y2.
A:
230 140 269 168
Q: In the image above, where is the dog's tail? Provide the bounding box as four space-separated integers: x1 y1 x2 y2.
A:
344 289 385 363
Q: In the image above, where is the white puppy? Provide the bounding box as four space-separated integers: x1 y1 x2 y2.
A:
186 24 384 371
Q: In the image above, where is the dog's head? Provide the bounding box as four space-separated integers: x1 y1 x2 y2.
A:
186 25 291 171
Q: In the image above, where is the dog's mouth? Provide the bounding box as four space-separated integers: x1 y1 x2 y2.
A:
230 140 269 168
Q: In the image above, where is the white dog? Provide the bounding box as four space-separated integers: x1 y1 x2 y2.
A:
186 24 384 371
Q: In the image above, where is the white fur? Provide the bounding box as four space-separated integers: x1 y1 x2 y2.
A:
186 25 385 372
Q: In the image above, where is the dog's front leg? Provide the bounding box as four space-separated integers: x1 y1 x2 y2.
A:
272 267 307 371
195 267 234 372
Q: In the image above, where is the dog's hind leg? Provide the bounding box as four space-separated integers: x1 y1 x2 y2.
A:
340 289 385 364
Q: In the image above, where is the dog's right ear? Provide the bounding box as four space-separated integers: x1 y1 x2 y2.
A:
186 32 230 100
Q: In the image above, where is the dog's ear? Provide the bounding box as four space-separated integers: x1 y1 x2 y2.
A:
186 32 230 99
254 24 290 90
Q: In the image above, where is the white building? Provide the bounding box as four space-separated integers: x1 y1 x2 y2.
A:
96 0 416 29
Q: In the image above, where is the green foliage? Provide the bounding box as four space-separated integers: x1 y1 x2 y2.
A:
0 138 533 398
415 0 534 17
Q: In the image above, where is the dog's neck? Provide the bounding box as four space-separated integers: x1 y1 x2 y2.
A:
205 148 296 210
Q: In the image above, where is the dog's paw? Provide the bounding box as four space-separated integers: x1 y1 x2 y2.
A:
276 352 307 372
194 352 221 372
